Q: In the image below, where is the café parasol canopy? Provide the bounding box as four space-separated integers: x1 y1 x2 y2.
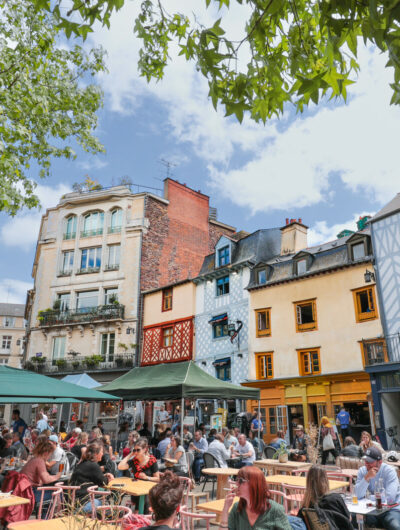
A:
0 365 118 402
98 360 260 400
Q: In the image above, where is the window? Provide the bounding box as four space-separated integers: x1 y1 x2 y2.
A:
101 332 115 361
268 407 277 435
57 293 70 313
255 309 271 337
109 209 122 233
214 358 231 381
162 327 173 347
107 244 120 270
212 314 229 339
81 211 104 237
353 286 378 322
162 288 173 312
0 358 8 364
296 259 307 275
104 288 118 305
362 340 387 366
351 242 366 260
218 246 230 267
61 250 74 274
294 299 317 332
298 349 321 375
76 291 98 312
257 269 267 284
52 336 66 360
80 247 101 273
2 336 11 349
64 215 77 240
216 276 229 296
256 353 273 379
3 317 15 327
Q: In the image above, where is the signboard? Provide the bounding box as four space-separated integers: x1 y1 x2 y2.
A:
183 416 195 426
217 407 227 427
210 414 222 431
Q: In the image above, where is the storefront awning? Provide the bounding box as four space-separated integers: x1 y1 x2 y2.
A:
212 357 230 367
208 313 227 324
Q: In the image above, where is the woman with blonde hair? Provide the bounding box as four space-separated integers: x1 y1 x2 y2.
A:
298 465 353 529
319 416 338 465
359 430 383 455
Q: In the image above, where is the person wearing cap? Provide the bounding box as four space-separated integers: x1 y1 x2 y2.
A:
355 447 400 529
290 425 307 462
46 434 68 475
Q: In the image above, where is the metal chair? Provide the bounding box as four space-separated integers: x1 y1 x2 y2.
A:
35 486 63 520
264 445 277 459
186 451 195 481
268 489 290 513
181 506 216 530
54 482 80 512
282 484 306 516
178 476 192 508
87 485 112 519
201 452 220 499
95 505 132 524
65 451 78 471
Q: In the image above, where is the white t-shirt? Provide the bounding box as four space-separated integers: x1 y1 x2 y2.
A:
49 445 68 475
234 441 255 464
158 410 170 422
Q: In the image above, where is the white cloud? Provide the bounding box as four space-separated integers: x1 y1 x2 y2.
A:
77 158 108 171
89 5 400 213
0 279 32 304
308 211 376 246
0 183 71 250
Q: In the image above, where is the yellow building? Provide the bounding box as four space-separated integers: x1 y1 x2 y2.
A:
245 219 383 443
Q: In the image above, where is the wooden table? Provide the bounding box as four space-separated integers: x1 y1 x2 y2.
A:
265 474 349 491
197 496 239 516
202 468 239 500
9 516 117 529
108 477 155 514
0 495 30 509
340 468 360 478
254 459 311 475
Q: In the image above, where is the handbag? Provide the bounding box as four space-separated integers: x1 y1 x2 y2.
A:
322 432 335 451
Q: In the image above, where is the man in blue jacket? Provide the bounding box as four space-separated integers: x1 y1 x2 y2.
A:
355 447 400 529
336 406 350 439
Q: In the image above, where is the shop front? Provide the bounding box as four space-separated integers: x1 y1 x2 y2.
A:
246 371 373 444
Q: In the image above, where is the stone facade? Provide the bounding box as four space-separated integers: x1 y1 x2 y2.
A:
0 303 25 368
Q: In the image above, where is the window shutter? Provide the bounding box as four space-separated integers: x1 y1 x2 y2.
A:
266 310 270 331
296 305 302 324
368 289 374 311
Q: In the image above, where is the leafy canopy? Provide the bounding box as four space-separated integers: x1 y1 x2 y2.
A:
33 0 400 124
0 0 106 215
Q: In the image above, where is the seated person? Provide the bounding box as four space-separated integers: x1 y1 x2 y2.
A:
341 436 361 458
208 433 232 468
71 432 89 461
189 429 208 484
71 441 114 513
123 430 139 458
0 434 14 457
248 430 261 456
290 425 307 462
359 431 384 456
355 447 400 529
118 437 159 482
298 465 353 529
232 434 255 467
139 422 152 438
46 434 67 475
182 426 193 449
207 428 217 445
156 428 172 458
270 430 287 451
164 434 188 476
11 432 28 460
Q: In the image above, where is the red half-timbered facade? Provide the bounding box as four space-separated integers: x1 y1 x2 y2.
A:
141 317 194 366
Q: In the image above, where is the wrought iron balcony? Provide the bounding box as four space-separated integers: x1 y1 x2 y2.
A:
108 226 121 234
76 266 101 275
104 264 119 271
63 232 76 240
363 334 400 366
80 228 103 238
24 352 135 374
38 304 125 327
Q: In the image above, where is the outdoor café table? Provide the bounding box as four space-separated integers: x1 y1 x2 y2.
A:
8 516 118 529
345 497 391 529
254 459 311 475
0 494 30 509
265 474 349 491
202 467 239 500
108 477 155 514
197 496 240 516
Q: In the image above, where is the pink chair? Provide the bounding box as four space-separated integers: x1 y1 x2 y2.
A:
269 489 290 513
282 484 306 516
326 472 353 493
95 505 132 523
36 486 63 519
291 468 309 477
54 482 80 510
87 485 112 519
178 476 192 508
180 506 216 530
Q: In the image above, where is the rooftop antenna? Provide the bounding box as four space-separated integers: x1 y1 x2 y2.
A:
158 158 177 179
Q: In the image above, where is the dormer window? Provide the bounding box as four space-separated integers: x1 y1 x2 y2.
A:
351 242 366 260
347 234 370 262
218 246 230 267
257 269 266 285
296 259 307 275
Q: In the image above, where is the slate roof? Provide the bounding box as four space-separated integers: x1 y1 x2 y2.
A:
196 228 282 279
247 228 372 289
369 193 400 223
0 303 25 317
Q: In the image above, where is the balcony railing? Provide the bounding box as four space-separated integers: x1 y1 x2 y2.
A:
57 270 72 277
24 352 135 374
80 228 103 238
108 226 121 234
38 304 125 327
63 232 76 240
76 266 101 275
104 264 119 271
363 334 400 366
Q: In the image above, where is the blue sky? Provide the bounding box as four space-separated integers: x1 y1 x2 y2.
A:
0 1 398 303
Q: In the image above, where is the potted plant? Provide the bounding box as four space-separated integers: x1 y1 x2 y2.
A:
55 359 66 369
84 355 103 368
32 356 46 372
24 361 34 371
115 356 124 367
273 441 289 463
72 361 80 370
52 299 61 311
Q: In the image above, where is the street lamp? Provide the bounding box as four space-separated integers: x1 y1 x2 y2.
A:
364 269 375 283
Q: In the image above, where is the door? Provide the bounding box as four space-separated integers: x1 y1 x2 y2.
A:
277 405 289 444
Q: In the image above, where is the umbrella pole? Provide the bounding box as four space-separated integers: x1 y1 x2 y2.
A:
58 404 63 432
180 397 184 442
115 400 121 452
193 399 197 433
257 399 261 440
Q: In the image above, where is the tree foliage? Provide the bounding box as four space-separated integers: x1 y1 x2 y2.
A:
34 0 400 125
0 0 106 215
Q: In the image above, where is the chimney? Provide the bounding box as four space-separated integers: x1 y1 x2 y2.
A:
280 218 308 255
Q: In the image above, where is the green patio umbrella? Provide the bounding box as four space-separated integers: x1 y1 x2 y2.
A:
0 365 118 402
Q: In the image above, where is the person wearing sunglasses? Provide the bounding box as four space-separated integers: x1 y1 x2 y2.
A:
118 437 160 482
220 466 293 530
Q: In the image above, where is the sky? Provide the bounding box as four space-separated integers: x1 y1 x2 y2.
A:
0 1 399 304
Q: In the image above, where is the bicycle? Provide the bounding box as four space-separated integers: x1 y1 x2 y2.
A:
385 425 400 450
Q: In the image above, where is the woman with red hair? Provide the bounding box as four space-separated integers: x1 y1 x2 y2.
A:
219 466 293 529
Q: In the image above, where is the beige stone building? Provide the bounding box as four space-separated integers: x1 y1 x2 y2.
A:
0 303 25 368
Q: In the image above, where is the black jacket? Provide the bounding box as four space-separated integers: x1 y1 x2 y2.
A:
70 460 108 499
